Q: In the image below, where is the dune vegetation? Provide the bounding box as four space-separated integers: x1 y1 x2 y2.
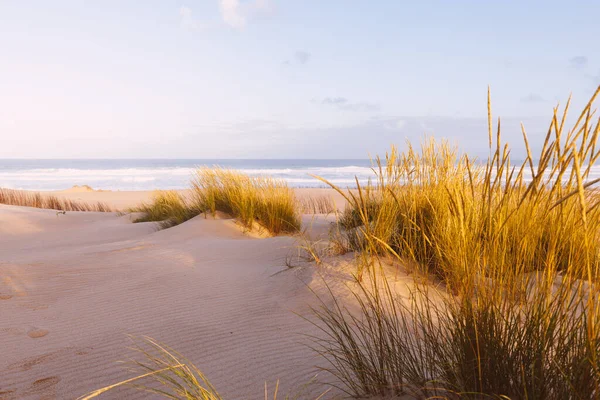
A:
130 168 301 235
0 188 112 212
79 337 222 400
130 190 198 229
191 168 301 235
308 87 600 398
323 87 600 287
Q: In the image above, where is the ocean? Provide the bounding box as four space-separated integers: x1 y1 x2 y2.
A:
0 159 375 191
4 159 600 191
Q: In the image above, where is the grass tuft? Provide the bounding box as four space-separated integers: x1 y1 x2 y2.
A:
79 336 221 400
130 190 197 229
0 188 112 212
191 168 301 235
128 169 301 235
310 270 600 399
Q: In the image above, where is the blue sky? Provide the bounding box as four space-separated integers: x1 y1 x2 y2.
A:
1 1 599 159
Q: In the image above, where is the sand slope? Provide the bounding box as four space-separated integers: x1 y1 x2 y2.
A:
0 204 344 399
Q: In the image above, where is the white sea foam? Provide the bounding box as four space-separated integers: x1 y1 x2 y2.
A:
3 163 600 191
0 165 377 191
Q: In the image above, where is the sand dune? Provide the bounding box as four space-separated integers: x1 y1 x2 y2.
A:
0 191 352 399
57 185 97 193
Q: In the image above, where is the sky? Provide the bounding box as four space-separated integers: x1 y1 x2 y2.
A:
1 1 599 159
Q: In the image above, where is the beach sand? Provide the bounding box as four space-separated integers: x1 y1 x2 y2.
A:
0 188 353 399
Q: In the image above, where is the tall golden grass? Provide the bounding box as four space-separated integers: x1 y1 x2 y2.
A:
310 269 599 398
319 87 600 288
309 87 600 398
192 168 301 235
130 190 197 228
0 188 112 212
129 170 301 234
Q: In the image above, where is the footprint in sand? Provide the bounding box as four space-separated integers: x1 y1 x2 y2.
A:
8 352 58 372
30 376 61 390
0 294 13 300
0 389 16 400
25 376 61 397
0 327 25 336
8 347 84 372
27 328 49 339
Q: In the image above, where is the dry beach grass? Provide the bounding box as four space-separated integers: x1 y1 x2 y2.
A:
191 168 301 235
0 188 112 212
129 190 198 229
129 169 302 235
308 87 600 398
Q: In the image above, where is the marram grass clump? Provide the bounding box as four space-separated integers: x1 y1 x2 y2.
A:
192 168 301 235
321 86 600 288
130 190 197 229
129 170 301 235
310 269 600 399
308 87 600 399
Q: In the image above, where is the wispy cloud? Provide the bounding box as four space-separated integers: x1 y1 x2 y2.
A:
319 97 380 112
254 0 271 11
179 6 201 31
570 56 588 69
568 56 600 87
180 1 270 32
218 0 271 29
584 69 600 85
295 51 310 64
219 0 246 29
322 97 347 105
283 50 311 66
521 93 545 103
